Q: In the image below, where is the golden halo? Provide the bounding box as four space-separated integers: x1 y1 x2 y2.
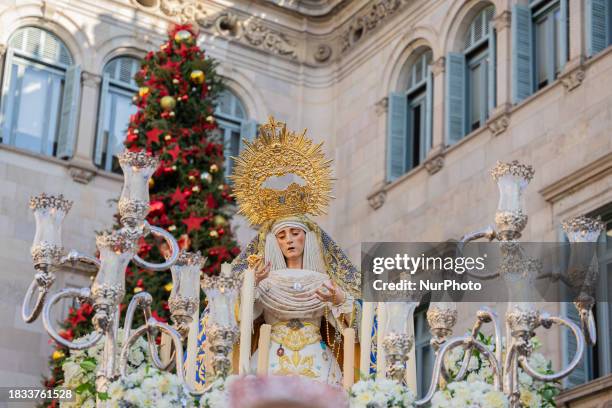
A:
230 116 334 226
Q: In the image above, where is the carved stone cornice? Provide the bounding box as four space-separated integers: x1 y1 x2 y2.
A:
423 146 445 175
199 12 298 60
159 0 208 26
539 151 612 203
340 0 407 54
430 57 445 76
81 71 102 88
493 10 511 32
375 96 388 116
67 158 97 184
560 64 586 92
486 104 511 137
367 181 387 210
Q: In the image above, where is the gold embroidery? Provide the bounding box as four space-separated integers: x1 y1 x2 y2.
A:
271 321 321 351
276 351 318 378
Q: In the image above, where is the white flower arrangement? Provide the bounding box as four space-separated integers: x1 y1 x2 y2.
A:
443 335 560 407
105 365 195 408
198 375 238 408
59 329 150 407
349 378 415 408
431 380 508 408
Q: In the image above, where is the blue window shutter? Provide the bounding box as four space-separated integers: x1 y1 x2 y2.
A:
512 5 534 104
425 67 433 155
94 73 110 166
56 64 81 159
240 119 257 148
586 0 610 57
445 52 466 145
488 27 497 114
559 0 569 70
0 49 15 143
386 92 408 182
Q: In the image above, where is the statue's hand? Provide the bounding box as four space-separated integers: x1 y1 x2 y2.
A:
315 280 345 306
254 261 271 286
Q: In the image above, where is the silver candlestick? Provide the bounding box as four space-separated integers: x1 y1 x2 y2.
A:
411 161 598 408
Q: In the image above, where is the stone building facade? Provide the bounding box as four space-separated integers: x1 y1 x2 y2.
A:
0 0 610 402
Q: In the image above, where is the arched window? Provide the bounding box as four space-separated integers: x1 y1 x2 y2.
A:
446 5 496 144
94 56 140 173
386 48 433 182
511 0 569 103
214 89 256 177
0 27 79 158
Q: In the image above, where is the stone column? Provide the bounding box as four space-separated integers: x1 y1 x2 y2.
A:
423 56 445 175
493 10 511 111
567 0 584 64
560 0 586 92
68 71 101 183
486 10 512 137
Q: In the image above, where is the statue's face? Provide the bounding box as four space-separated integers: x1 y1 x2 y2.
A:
275 227 306 264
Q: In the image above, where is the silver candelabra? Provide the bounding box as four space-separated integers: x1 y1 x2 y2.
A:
21 150 239 399
378 160 604 407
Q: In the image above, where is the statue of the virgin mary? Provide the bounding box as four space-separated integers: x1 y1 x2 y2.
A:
194 117 361 386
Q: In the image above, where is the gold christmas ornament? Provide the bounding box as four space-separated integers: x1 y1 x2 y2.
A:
172 78 180 84
164 134 172 141
52 350 65 360
160 96 176 111
206 115 215 123
168 225 177 231
148 178 154 188
192 186 200 193
209 164 219 173
213 214 227 227
190 70 205 84
188 175 196 182
174 30 193 44
134 287 143 293
209 230 219 238
230 116 333 225
164 282 173 292
139 87 150 97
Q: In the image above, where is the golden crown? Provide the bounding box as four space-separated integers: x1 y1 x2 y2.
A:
230 117 334 226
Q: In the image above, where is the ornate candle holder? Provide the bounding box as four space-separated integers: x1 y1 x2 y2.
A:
201 263 241 380
561 215 605 345
20 150 203 397
410 161 595 408
381 302 418 383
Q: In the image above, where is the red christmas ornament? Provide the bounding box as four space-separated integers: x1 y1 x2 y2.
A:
182 214 206 233
149 200 165 214
167 144 181 162
206 193 218 209
146 128 164 144
170 187 187 205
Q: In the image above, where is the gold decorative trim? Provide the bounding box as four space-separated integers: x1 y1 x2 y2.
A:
230 116 333 225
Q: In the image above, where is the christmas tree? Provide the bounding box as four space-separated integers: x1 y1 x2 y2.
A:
39 24 240 406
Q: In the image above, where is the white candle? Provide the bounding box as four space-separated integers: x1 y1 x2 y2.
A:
257 324 272 375
359 302 375 378
343 328 355 389
238 267 255 375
